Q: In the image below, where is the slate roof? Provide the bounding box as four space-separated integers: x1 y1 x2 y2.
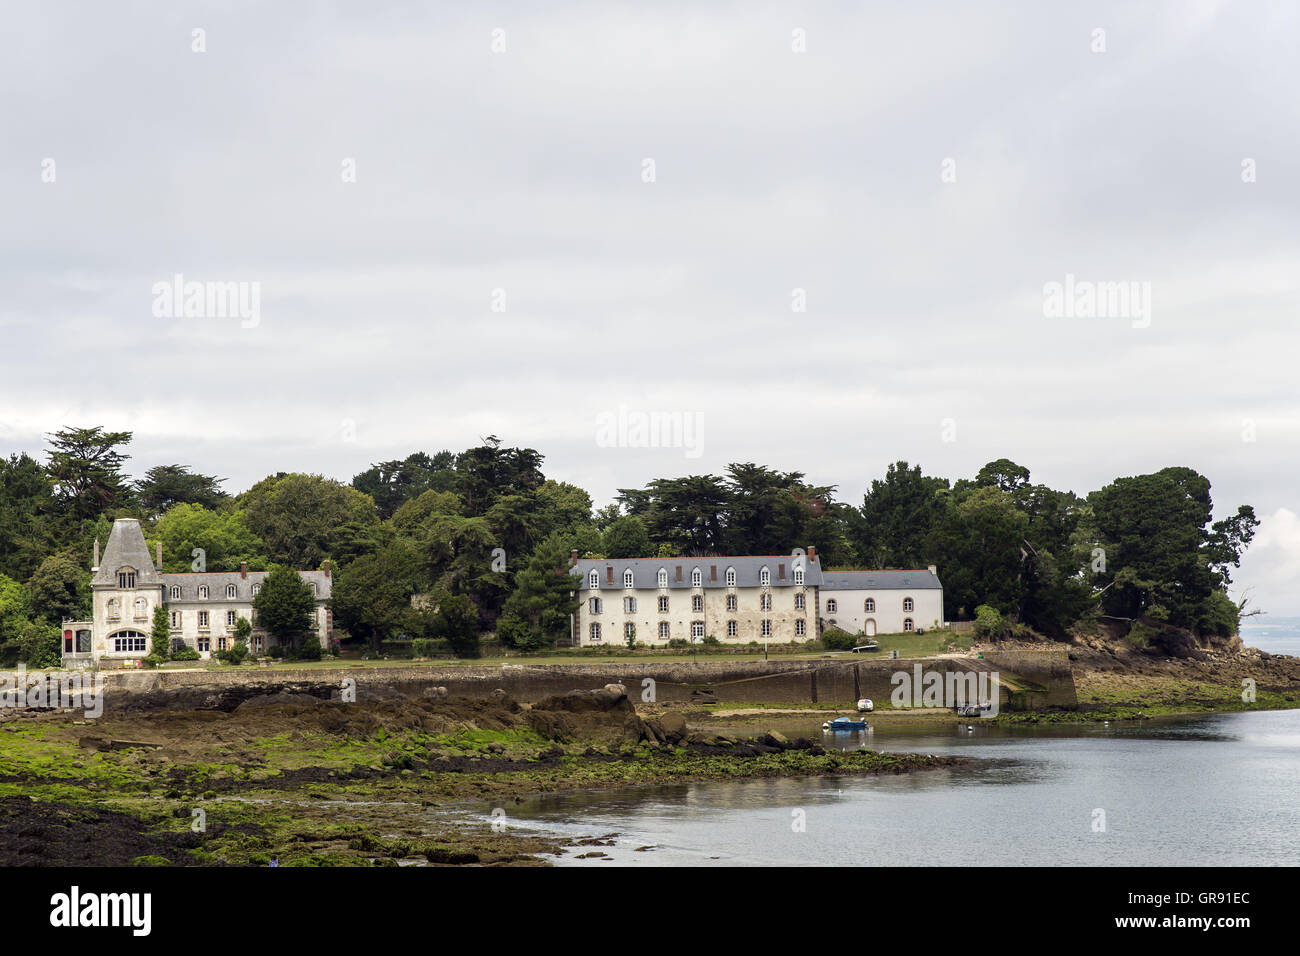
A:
91 519 163 587
161 571 332 602
820 569 942 591
571 554 823 590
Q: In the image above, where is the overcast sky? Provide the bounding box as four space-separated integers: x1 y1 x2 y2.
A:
2 2 1298 613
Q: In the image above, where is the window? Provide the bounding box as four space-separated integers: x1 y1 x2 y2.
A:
759 566 771 587
692 595 703 613
624 622 635 641
218 637 228 651
623 569 634 589
623 596 637 613
251 584 261 597
106 598 120 620
197 636 211 653
903 597 914 612
795 619 806 637
198 585 209 600
795 592 805 610
726 594 737 612
226 610 237 626
589 623 602 642
589 597 603 614
226 584 237 599
760 593 771 611
658 621 670 640
111 631 147 653
691 567 702 588
794 567 804 586
118 570 136 589
727 620 737 637
865 598 875 612
761 620 772 638
904 617 914 632
588 569 600 589
725 567 736 587
691 622 705 641
134 597 148 619
170 586 181 599
310 582 319 596
170 611 181 628
657 567 667 588
198 611 209 628
826 598 838 613
657 595 669 613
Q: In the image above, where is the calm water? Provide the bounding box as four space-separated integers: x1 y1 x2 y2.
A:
1240 616 1300 656
487 709 1300 866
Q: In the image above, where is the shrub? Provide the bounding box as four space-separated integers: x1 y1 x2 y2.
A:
170 647 201 661
820 627 856 651
410 637 439 658
291 641 322 661
701 635 720 646
668 638 689 648
973 605 1005 641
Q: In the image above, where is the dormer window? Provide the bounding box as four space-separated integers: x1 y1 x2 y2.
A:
588 569 600 590
198 585 209 600
251 584 261 596
225 584 237 599
691 567 702 588
794 567 804 586
725 567 736 587
310 582 319 596
657 568 667 588
118 569 136 589
170 586 181 599
623 569 634 589
759 566 771 587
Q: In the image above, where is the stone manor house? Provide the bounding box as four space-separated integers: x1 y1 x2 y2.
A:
60 517 333 667
568 546 944 647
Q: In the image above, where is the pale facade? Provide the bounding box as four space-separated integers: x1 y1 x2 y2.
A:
819 568 944 636
61 517 332 667
570 550 823 647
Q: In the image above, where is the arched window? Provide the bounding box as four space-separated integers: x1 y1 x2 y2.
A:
725 567 736 587
588 569 600 590
623 569 634 589
109 630 148 654
794 567 804 586
903 597 914 612
826 598 838 613
251 583 261 597
106 598 120 619
904 617 914 632
657 567 668 588
865 597 875 612
170 586 181 600
226 584 237 599
759 566 771 587
691 567 702 587
198 585 209 600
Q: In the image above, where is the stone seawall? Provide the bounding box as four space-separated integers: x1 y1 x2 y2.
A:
2 652 1079 713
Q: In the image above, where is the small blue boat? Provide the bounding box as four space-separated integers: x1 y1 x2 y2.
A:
822 716 868 732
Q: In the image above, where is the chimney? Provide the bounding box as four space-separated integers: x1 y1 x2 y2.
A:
807 545 816 563
323 560 331 578
93 539 100 571
570 549 579 566
241 562 248 580
156 541 163 568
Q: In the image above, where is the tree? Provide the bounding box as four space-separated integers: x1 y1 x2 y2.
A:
602 515 651 559
45 426 134 520
974 458 1031 494
136 464 228 518
498 533 580 650
617 475 729 554
330 542 419 651
26 551 89 623
0 453 56 582
852 462 950 568
926 486 1028 620
155 503 266 572
252 565 317 651
151 605 171 659
407 588 481 658
240 473 378 569
352 451 456 520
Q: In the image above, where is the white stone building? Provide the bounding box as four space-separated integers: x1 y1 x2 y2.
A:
819 567 944 636
569 549 825 646
61 517 333 666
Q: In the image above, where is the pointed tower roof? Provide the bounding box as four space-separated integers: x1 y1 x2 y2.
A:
91 518 163 587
